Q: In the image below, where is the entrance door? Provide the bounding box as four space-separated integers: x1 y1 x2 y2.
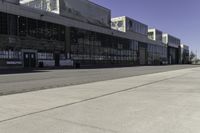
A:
23 52 36 68
139 48 146 65
54 53 60 67
30 53 36 67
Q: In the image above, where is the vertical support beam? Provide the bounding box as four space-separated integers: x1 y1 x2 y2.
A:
65 26 71 59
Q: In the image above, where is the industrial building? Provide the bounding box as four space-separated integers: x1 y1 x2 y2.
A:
180 44 189 64
147 28 168 64
162 33 181 64
0 0 189 68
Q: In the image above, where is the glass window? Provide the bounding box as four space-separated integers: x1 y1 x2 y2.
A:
0 12 8 34
19 16 27 36
8 14 17 35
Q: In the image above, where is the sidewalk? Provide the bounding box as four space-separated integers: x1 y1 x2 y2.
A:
0 67 200 133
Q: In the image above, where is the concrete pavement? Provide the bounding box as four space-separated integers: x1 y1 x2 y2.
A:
0 66 200 133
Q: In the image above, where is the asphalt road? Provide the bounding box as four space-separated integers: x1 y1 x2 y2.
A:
0 65 199 96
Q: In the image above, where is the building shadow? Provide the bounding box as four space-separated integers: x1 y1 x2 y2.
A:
0 68 49 75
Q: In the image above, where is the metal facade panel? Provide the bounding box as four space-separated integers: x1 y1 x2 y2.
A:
59 0 111 28
20 0 60 14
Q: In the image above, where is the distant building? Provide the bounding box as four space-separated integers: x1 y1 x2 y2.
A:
148 28 167 64
162 33 181 64
148 28 163 43
111 17 166 65
180 44 189 64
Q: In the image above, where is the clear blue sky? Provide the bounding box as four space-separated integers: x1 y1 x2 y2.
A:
91 0 200 57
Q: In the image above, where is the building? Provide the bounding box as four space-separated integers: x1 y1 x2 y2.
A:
148 28 163 43
162 33 181 64
148 28 167 64
180 44 189 64
0 0 188 69
111 16 148 35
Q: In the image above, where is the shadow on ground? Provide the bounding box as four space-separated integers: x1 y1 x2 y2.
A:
0 69 49 75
